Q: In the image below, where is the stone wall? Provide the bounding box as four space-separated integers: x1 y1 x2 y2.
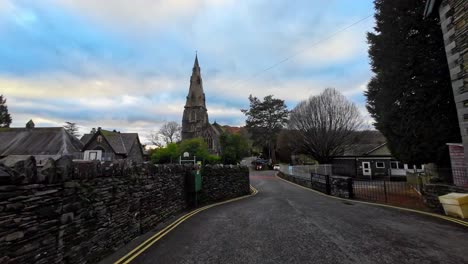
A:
423 183 468 212
0 156 250 264
200 165 250 204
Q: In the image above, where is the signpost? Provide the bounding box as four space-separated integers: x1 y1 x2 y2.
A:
182 153 202 207
179 152 196 165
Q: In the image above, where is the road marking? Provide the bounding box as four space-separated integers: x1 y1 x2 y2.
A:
114 185 258 264
276 175 468 228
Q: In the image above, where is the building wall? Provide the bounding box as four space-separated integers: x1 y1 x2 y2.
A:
438 0 468 165
356 158 390 178
332 157 392 178
83 136 114 155
127 140 144 162
332 158 356 177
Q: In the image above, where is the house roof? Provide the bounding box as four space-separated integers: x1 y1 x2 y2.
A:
81 129 140 155
222 125 241 134
337 131 390 157
364 142 389 155
342 144 387 156
0 127 83 156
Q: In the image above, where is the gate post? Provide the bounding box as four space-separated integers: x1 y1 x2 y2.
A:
383 179 388 203
347 177 354 199
325 175 331 195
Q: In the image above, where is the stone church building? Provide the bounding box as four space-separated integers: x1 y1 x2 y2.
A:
182 55 223 154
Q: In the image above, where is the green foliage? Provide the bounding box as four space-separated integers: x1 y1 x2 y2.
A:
241 95 289 161
365 0 460 166
205 155 221 165
0 95 12 128
151 143 180 164
151 138 221 165
220 133 250 164
179 138 210 161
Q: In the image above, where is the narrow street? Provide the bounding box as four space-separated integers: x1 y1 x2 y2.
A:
103 169 468 264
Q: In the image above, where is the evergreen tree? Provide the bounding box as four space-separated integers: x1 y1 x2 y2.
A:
241 95 289 162
63 122 79 137
0 95 12 128
365 0 460 166
219 133 250 164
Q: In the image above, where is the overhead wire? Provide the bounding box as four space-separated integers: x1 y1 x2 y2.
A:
230 14 373 90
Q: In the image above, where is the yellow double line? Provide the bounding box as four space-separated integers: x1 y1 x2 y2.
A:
114 185 259 264
276 175 468 228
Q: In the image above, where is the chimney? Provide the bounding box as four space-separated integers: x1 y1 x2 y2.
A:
91 128 96 134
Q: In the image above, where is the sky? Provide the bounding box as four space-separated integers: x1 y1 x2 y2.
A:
0 0 375 144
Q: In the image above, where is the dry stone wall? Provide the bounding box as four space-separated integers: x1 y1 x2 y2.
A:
0 156 249 264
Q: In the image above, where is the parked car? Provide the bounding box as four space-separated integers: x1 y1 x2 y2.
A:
273 164 280 170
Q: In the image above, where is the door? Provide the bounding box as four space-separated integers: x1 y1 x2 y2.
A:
362 162 371 176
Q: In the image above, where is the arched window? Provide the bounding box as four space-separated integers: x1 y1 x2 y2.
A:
204 134 213 149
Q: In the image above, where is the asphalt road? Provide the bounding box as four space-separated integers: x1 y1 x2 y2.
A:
119 170 468 264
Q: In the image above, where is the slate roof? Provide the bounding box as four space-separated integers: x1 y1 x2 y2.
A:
341 143 388 156
0 127 83 156
81 130 139 155
336 131 389 157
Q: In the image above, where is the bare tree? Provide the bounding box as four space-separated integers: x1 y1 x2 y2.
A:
288 88 363 164
151 121 181 146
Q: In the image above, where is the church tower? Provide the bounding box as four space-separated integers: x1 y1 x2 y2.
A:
181 55 210 140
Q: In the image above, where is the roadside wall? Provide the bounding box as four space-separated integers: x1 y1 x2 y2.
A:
423 183 468 212
200 165 250 204
0 156 249 264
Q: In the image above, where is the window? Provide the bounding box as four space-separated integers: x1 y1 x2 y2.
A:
89 151 98 160
390 161 404 169
97 135 103 143
375 161 385 168
464 100 468 108
415 164 423 170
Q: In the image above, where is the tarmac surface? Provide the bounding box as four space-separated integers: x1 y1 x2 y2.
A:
105 169 468 264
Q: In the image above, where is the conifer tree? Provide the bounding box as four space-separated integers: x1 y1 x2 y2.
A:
0 95 12 128
366 0 460 166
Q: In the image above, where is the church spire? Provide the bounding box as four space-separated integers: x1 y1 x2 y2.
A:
186 54 206 108
193 52 199 71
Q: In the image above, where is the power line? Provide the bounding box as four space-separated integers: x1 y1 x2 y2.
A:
231 14 373 89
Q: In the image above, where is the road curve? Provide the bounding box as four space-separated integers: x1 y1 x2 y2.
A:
116 170 468 264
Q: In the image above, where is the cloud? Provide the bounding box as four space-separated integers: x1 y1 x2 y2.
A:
55 0 233 33
0 0 377 139
293 30 367 67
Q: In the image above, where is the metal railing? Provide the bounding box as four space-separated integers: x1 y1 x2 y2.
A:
279 164 332 179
